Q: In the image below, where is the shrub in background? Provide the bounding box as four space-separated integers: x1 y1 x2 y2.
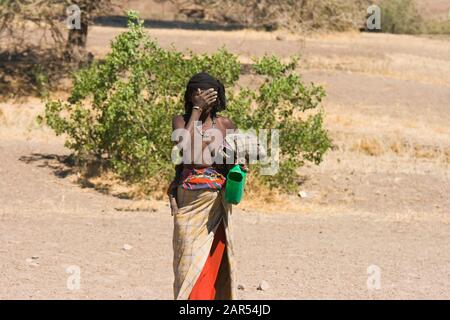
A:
43 11 331 193
379 0 424 34
425 19 450 35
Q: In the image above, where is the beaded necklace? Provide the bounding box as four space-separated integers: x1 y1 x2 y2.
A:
195 116 217 139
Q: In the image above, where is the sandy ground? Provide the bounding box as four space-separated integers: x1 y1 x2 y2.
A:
1 25 450 299
0 138 449 299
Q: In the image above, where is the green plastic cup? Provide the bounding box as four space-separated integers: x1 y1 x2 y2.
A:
225 165 247 205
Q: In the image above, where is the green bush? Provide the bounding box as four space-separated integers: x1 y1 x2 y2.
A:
379 0 424 34
43 11 331 192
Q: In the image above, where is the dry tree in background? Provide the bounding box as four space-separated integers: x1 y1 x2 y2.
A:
0 0 114 58
162 0 371 32
0 0 115 97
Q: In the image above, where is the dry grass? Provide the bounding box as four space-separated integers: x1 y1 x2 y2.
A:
69 165 337 214
351 137 385 156
326 103 450 167
301 51 450 86
0 98 57 141
303 55 392 76
350 136 450 163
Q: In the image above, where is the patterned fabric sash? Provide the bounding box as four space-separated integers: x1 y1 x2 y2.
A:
181 167 226 191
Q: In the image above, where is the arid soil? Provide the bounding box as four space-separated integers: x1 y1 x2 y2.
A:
1 24 449 299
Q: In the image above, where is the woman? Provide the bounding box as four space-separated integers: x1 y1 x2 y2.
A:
168 72 243 300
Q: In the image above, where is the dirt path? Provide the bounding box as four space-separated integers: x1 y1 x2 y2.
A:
1 138 449 299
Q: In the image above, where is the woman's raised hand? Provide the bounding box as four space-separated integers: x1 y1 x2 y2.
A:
192 88 218 111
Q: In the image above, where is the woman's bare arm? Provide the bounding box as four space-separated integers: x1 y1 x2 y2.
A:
168 88 218 215
219 116 249 173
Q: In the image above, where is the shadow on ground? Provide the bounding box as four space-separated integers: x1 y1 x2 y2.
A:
94 16 245 31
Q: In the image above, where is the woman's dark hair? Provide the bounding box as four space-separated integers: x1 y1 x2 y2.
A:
183 72 227 117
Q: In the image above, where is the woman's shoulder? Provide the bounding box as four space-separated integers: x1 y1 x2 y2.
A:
216 115 236 129
172 114 185 121
172 114 186 129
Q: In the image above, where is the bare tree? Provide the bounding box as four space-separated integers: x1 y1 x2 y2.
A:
0 0 115 96
64 0 114 61
0 0 66 53
0 0 114 59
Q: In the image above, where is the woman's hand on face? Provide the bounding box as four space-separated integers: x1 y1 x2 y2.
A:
192 88 218 111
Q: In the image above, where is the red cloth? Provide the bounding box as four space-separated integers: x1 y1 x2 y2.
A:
188 221 226 300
